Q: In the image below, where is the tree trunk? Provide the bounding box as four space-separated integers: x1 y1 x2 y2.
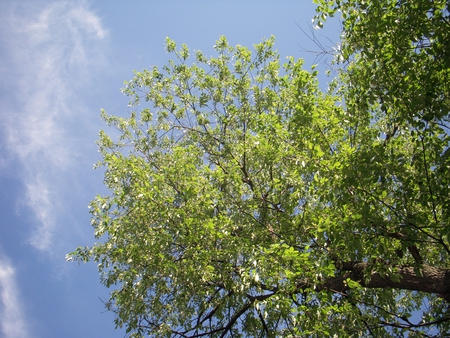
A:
321 262 450 302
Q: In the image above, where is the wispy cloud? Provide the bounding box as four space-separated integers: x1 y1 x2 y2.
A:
0 257 30 338
0 0 107 252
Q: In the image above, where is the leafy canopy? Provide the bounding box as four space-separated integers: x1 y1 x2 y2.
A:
69 1 450 336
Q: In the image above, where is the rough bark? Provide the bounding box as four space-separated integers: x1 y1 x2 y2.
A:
320 262 450 302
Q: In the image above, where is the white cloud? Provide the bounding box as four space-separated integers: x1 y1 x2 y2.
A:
0 257 30 338
0 0 107 252
25 177 53 251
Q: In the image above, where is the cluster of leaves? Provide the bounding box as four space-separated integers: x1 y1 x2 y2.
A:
69 1 450 336
313 0 450 267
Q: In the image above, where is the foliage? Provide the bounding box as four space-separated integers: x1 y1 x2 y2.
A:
69 1 450 336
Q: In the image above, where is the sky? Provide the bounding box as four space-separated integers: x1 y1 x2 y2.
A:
0 1 340 337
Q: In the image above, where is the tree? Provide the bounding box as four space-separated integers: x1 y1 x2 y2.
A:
68 1 450 336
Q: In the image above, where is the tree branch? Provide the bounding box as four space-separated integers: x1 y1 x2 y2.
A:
312 262 450 302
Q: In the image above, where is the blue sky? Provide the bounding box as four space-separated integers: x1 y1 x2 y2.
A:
0 1 340 337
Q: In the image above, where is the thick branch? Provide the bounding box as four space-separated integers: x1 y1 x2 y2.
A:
318 262 450 302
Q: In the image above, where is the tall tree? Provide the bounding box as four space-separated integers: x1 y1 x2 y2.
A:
69 1 450 336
